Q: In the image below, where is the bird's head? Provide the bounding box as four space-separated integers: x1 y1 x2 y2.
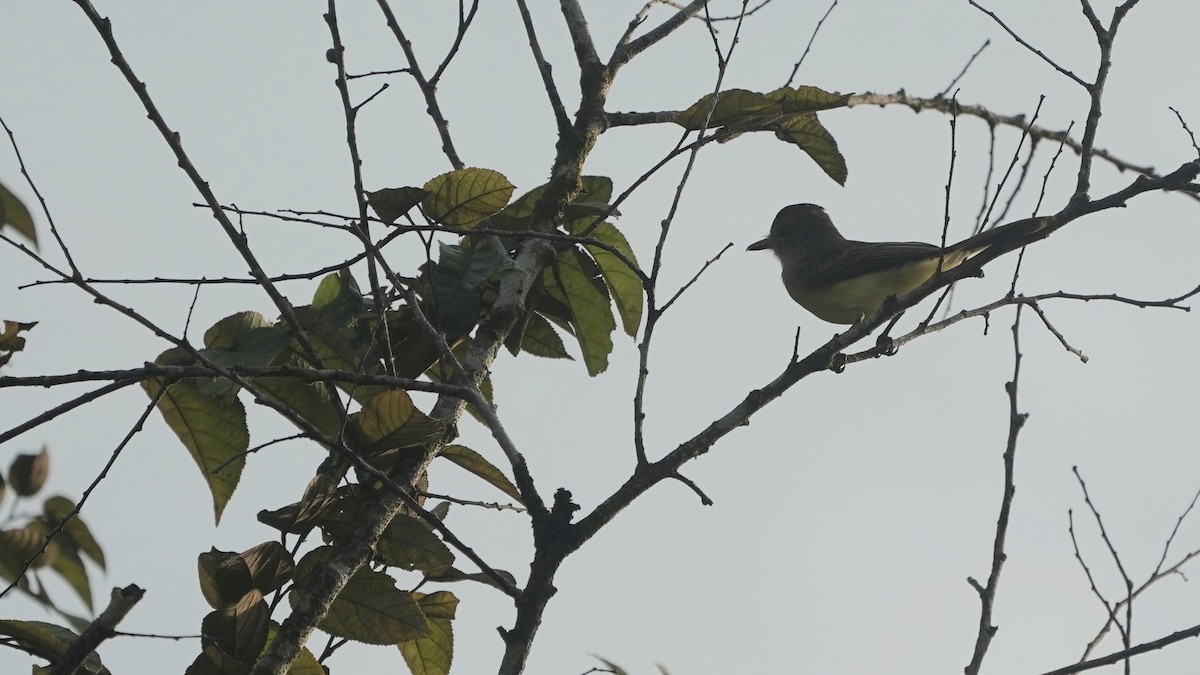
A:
746 203 844 255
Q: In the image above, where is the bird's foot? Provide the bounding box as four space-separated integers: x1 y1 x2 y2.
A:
829 352 847 373
875 333 898 356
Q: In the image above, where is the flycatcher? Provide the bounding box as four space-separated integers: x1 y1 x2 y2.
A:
748 203 1042 324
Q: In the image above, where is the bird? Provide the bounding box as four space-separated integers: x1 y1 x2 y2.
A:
747 203 1043 324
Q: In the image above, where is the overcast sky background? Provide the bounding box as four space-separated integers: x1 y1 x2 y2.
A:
4 1 1200 674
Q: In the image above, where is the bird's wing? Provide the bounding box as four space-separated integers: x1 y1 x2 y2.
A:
803 240 942 285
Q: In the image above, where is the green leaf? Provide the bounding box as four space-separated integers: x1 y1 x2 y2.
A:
399 616 453 675
544 248 615 376
765 85 853 113
422 168 514 227
42 496 105 570
424 337 495 425
367 186 429 224
352 390 444 454
491 175 616 231
288 306 362 371
569 221 643 336
439 445 524 504
186 643 252 675
430 240 505 338
399 593 458 675
594 656 632 675
673 87 850 185
143 378 247 524
426 566 519 592
414 590 458 620
377 514 455 575
201 328 291 372
204 312 271 350
0 180 37 248
0 521 53 570
0 620 110 675
265 622 324 675
774 112 848 185
0 319 36 368
46 536 92 612
518 312 572 359
293 549 431 644
310 269 365 327
676 89 781 129
251 376 344 438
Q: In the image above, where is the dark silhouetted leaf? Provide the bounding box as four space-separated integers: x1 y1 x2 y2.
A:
518 312 572 360
43 496 105 570
368 186 429 224
491 175 616 231
0 180 36 248
0 319 36 368
439 445 524 504
240 541 294 596
198 548 254 609
204 312 271 350
427 566 518 592
377 514 454 574
46 537 92 612
201 589 269 663
8 446 49 496
429 239 505 338
0 620 110 675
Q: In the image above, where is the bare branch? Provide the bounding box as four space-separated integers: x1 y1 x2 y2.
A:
515 0 571 133
963 304 1028 675
0 116 79 273
1 388 165 603
70 0 330 373
47 585 145 675
325 1 397 376
938 39 990 99
1039 621 1200 675
375 0 465 169
430 0 480 85
634 0 750 466
782 0 839 87
968 0 1089 87
610 0 708 70
560 0 602 70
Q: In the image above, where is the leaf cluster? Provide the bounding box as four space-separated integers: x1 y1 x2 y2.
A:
0 446 108 647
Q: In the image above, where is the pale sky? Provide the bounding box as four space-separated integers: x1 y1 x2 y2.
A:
4 2 1200 674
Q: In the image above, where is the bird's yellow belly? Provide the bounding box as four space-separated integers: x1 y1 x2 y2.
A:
788 259 944 324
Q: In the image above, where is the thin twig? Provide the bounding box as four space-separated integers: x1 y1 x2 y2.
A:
937 39 991 99
968 0 1089 87
963 303 1028 675
375 0 465 170
515 0 571 133
782 0 838 87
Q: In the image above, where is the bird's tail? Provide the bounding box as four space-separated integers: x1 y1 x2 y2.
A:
949 216 1049 256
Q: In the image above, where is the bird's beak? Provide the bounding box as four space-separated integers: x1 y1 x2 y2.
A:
747 237 772 251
